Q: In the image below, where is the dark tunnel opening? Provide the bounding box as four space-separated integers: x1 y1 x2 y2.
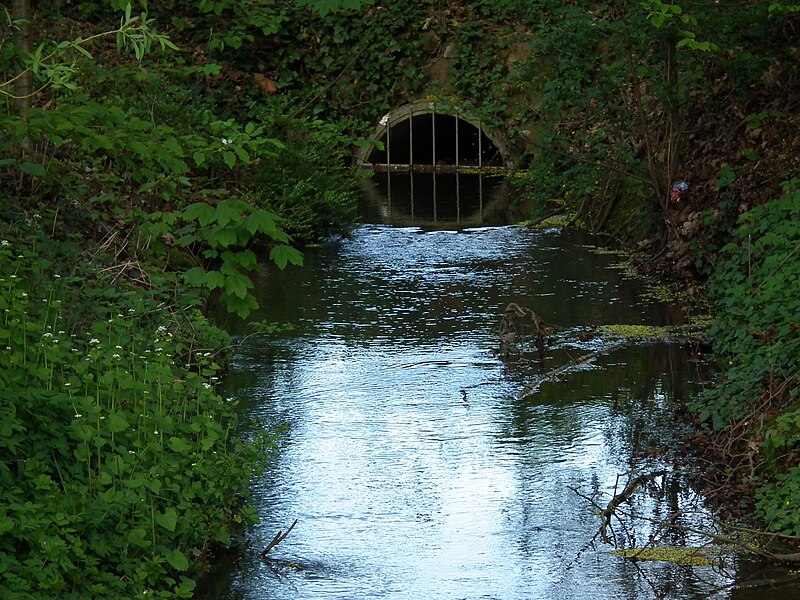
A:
367 113 504 168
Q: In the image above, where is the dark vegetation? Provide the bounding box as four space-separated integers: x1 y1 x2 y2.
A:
1 0 798 597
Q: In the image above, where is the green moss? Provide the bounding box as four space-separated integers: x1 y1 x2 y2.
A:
521 214 572 229
599 324 672 341
611 546 717 566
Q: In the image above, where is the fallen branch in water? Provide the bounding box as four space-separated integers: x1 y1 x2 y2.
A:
571 475 800 564
516 341 626 399
599 471 667 544
259 519 298 559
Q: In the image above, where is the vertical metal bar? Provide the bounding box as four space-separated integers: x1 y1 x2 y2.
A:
386 116 390 169
478 121 483 169
433 172 437 223
410 171 415 222
387 171 392 215
455 113 459 169
479 173 483 223
432 105 437 170
456 171 460 223
409 110 413 168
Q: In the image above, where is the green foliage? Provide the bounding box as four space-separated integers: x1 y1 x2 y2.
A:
512 134 600 216
248 113 360 243
296 0 376 17
755 465 800 536
170 198 303 318
693 187 800 429
1 3 176 98
0 228 272 599
640 0 718 51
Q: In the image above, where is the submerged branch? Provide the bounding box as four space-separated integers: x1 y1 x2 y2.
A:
259 519 298 559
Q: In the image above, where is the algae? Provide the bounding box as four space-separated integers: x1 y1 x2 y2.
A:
599 324 672 341
610 546 718 567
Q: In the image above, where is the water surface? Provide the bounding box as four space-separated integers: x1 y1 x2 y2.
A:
202 176 798 599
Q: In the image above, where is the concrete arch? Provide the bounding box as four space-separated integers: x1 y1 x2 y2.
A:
356 101 515 172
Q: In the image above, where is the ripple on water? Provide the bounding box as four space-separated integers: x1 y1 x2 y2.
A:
206 224 749 600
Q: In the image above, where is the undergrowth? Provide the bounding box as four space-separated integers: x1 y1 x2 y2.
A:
0 217 271 599
689 183 800 535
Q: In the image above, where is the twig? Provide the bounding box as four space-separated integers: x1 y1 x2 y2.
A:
259 519 298 559
516 341 626 399
599 471 666 543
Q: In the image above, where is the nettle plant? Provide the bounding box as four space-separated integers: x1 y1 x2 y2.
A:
0 237 270 598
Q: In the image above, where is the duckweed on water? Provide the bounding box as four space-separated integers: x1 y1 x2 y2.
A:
611 546 717 567
599 324 673 341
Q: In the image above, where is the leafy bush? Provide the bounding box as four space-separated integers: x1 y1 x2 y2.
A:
0 229 271 599
695 185 800 428
688 183 800 534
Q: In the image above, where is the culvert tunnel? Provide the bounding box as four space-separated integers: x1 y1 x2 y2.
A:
357 102 513 172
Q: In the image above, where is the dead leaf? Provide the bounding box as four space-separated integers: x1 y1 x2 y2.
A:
254 73 278 95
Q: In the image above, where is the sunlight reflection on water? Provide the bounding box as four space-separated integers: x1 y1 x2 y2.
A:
200 220 795 600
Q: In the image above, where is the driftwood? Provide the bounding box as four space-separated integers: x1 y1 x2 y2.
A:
571 474 800 566
516 341 626 399
499 303 554 359
599 471 666 543
259 519 298 559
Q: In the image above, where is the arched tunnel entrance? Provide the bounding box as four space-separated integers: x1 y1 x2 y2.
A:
356 102 514 172
357 102 516 227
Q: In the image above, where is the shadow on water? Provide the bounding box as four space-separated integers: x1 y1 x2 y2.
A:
200 175 800 600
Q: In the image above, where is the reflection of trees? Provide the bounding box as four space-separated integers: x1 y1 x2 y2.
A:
497 341 726 598
496 343 699 451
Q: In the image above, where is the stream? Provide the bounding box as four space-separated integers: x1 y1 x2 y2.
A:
201 174 798 600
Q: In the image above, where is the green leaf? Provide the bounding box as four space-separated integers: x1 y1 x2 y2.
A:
243 211 282 239
223 151 236 169
193 151 206 166
210 227 238 247
128 528 149 548
269 245 304 269
168 436 193 453
107 411 129 433
183 266 207 287
222 293 259 318
182 202 216 226
167 548 189 571
224 272 254 299
222 249 257 270
205 270 226 290
18 162 46 177
233 146 251 164
163 136 185 157
214 201 242 227
155 507 178 532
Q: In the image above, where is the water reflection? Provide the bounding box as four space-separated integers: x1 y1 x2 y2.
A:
202 187 799 599
360 172 510 227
